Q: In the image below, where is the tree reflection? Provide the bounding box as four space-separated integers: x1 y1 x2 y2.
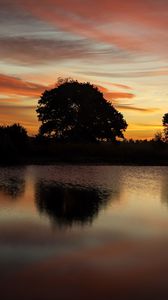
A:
35 181 111 227
0 168 25 199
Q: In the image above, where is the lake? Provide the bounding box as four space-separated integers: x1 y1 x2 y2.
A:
0 165 168 300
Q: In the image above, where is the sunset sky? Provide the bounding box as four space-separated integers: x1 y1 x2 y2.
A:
0 0 168 139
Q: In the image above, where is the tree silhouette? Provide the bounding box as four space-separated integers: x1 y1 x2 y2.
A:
162 113 168 142
36 78 127 142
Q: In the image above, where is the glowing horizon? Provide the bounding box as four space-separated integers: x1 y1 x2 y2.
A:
0 0 167 139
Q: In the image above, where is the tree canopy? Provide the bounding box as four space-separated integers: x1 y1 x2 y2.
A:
36 78 127 142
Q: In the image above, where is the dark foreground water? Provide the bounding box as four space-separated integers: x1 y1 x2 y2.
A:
0 165 168 300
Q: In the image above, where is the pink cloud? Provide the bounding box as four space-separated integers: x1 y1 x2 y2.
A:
0 37 98 65
15 0 168 55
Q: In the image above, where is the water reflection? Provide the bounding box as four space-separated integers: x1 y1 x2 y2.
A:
161 169 168 207
1 166 168 300
0 168 25 199
35 181 111 227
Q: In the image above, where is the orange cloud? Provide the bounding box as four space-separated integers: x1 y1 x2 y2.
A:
96 85 134 100
0 74 45 96
105 92 134 100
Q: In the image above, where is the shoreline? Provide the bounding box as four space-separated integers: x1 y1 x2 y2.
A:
1 157 168 167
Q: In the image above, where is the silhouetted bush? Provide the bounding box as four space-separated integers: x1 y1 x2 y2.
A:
0 123 28 163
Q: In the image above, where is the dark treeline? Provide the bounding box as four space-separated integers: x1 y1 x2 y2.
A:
29 137 168 165
0 123 168 165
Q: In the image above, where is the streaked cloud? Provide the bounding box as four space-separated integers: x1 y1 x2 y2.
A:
0 37 100 65
14 0 168 56
109 83 132 90
116 105 160 113
105 92 134 100
135 123 162 128
77 69 168 79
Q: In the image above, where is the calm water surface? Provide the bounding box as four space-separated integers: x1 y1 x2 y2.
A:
0 165 168 300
